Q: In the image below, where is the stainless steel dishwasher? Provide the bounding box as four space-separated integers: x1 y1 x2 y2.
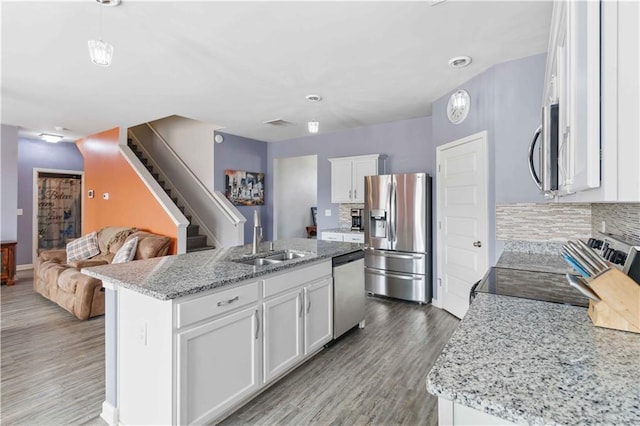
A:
332 250 366 339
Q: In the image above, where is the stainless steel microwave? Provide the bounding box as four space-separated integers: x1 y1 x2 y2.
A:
528 103 559 197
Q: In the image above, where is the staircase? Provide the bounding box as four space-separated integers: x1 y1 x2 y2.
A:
128 139 214 253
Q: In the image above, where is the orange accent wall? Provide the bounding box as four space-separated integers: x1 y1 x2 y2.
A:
76 127 177 254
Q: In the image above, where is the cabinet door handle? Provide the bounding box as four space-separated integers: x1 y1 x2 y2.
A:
298 293 303 318
217 295 239 307
349 189 352 199
254 309 259 340
354 189 357 199
306 288 311 314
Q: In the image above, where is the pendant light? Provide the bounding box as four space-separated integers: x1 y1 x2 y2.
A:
88 0 119 66
306 94 322 134
446 56 472 124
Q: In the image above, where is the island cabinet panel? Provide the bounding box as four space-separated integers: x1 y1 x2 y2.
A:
263 261 331 298
177 306 261 425
262 289 303 384
117 287 174 426
438 398 516 426
304 277 333 355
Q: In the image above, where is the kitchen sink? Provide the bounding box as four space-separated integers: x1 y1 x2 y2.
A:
233 250 305 266
264 251 305 261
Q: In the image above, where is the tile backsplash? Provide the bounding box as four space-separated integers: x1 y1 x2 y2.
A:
591 203 640 245
496 203 592 242
496 202 640 245
338 203 364 229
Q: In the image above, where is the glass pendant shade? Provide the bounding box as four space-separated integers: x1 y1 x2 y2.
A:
452 90 469 109
307 120 319 134
88 39 113 66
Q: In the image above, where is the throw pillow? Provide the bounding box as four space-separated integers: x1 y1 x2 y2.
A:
112 237 138 264
66 232 100 262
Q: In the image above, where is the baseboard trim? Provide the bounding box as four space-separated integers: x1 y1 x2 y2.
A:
101 401 118 426
17 264 33 271
431 297 441 309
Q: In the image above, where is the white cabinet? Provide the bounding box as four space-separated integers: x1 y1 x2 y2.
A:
329 154 383 203
303 277 333 355
177 306 260 425
262 289 303 383
321 231 364 244
547 0 640 202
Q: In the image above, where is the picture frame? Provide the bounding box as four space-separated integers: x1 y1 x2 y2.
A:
224 170 265 206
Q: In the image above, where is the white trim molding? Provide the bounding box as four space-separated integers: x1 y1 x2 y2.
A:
100 401 118 426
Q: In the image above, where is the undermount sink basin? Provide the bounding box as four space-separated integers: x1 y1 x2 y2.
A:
233 250 305 266
236 258 282 266
264 251 305 261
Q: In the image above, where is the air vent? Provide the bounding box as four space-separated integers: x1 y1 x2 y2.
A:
263 119 293 127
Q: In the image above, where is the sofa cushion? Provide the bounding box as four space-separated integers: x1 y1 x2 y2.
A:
68 259 110 269
97 226 136 254
58 269 81 293
38 249 67 263
112 237 138 264
128 231 171 259
66 232 100 262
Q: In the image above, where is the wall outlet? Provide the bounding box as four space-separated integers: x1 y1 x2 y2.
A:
88 189 94 199
16 208 23 216
324 209 332 217
102 192 109 200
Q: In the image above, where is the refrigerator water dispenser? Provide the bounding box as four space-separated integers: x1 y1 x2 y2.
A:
369 209 387 238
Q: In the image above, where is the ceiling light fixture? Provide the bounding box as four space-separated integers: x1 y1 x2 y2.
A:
446 56 472 124
306 94 322 134
39 133 64 143
88 0 118 66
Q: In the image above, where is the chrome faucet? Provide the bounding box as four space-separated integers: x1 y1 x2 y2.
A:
252 209 263 254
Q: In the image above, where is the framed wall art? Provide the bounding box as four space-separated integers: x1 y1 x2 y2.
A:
224 170 265 206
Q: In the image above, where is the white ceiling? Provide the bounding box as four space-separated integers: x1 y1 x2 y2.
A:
2 1 552 143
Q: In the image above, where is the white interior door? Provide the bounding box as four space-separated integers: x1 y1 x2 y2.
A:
437 131 489 319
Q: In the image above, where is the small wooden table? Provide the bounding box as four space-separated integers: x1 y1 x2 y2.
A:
1 241 17 286
305 226 317 239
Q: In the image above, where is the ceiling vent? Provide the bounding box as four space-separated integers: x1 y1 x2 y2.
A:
263 119 293 127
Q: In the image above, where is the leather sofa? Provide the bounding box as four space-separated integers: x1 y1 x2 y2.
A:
34 226 171 320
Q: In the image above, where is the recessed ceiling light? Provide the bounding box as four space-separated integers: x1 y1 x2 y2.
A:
448 56 472 68
305 94 322 102
95 0 120 6
39 133 64 143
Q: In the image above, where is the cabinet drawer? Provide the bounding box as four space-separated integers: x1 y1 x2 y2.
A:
176 281 259 329
263 261 331 298
322 232 343 242
343 233 364 244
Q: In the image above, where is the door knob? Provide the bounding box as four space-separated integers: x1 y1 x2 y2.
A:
473 241 482 248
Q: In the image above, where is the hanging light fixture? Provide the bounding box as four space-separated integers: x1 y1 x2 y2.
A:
307 120 319 134
39 133 64 143
446 56 472 124
88 0 119 66
306 94 322 134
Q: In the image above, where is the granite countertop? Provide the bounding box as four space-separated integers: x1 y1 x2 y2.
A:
497 251 572 274
427 293 640 425
83 238 361 300
321 227 364 234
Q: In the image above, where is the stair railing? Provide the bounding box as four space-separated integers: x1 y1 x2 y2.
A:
129 124 245 248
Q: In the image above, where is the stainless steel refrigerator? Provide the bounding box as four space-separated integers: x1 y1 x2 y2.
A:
364 173 432 303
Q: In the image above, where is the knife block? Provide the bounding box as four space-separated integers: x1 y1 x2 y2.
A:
587 268 640 334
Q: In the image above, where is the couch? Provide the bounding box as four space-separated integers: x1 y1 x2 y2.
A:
34 226 171 320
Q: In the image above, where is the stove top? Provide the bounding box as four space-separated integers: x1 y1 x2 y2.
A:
473 267 590 308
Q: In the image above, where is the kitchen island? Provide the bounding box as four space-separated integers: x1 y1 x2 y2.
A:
83 238 362 426
427 292 640 425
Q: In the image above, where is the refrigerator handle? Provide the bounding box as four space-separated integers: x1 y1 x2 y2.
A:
528 124 543 190
390 180 398 243
387 179 394 243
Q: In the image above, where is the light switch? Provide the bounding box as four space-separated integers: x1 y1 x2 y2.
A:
325 209 332 217
17 208 23 216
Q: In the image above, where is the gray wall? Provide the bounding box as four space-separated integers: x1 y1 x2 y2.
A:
1 124 19 241
431 53 547 289
274 155 317 239
267 116 434 241
214 132 268 244
16 138 84 265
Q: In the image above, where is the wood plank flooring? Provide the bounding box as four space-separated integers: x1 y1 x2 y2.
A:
1 271 459 425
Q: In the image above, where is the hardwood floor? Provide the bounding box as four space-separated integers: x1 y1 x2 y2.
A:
1 271 459 425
